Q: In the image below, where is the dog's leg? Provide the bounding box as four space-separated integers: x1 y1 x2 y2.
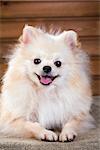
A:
1 118 58 141
59 113 90 142
59 118 78 142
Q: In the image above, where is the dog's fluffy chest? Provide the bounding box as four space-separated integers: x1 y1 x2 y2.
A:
32 87 67 129
38 97 65 129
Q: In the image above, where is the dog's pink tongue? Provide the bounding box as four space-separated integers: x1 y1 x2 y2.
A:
40 76 52 85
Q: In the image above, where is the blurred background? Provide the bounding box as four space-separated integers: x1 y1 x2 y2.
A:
0 0 99 95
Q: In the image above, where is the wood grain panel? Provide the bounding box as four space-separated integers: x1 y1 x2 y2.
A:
90 59 100 76
0 18 99 39
0 41 16 57
92 79 100 96
0 62 7 80
0 1 99 18
0 37 99 57
1 0 98 2
82 38 100 56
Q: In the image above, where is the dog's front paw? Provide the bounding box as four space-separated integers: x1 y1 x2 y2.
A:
38 129 58 141
59 129 77 142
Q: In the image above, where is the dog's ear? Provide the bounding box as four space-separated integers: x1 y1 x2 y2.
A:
19 25 33 44
61 30 80 49
19 25 42 44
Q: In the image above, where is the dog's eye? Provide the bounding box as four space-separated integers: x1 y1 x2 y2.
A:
54 61 62 67
34 58 41 64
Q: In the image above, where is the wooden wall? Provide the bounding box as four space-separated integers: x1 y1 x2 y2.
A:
0 0 100 95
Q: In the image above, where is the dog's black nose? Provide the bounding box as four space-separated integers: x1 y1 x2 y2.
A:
43 66 52 73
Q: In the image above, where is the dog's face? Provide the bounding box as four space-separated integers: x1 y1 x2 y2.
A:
20 26 79 87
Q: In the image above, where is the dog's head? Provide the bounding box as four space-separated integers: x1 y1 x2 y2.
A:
20 25 80 87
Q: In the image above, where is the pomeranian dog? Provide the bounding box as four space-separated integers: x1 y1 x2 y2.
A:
0 25 94 142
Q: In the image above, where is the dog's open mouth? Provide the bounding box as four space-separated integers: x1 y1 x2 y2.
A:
35 73 59 86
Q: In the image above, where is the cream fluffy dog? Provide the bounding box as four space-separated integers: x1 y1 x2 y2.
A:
0 25 94 142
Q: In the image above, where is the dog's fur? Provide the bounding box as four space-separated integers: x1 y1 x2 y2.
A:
0 25 94 142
